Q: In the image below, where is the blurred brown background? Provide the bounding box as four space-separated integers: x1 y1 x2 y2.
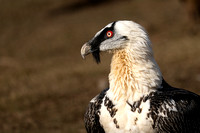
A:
0 0 200 133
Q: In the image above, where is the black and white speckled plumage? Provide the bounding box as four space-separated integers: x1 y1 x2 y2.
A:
84 80 200 133
148 80 200 133
84 88 108 133
81 20 200 133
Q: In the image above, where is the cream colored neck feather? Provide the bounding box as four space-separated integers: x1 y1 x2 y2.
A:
107 43 162 103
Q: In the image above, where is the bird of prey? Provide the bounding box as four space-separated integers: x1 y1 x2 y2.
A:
81 20 200 133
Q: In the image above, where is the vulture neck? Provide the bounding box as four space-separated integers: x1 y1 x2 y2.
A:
107 45 162 103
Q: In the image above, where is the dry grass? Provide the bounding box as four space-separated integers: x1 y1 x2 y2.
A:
0 0 200 132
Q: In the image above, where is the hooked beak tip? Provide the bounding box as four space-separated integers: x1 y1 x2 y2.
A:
81 42 91 59
81 54 86 59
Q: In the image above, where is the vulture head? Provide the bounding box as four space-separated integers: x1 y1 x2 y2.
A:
81 20 152 63
81 20 162 98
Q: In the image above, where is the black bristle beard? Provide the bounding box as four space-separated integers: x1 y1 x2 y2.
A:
92 49 100 64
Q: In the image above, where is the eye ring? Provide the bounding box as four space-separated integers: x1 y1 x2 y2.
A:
106 31 113 38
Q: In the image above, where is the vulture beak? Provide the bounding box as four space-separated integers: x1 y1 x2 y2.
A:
81 42 92 59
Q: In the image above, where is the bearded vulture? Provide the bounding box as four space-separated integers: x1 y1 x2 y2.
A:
80 20 200 133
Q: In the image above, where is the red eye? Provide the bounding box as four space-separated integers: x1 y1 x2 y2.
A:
106 31 113 38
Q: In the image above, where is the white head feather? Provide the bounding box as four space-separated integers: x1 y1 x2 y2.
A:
81 20 163 102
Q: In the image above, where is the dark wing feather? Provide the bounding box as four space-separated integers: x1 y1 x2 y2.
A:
84 88 108 133
149 81 200 133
